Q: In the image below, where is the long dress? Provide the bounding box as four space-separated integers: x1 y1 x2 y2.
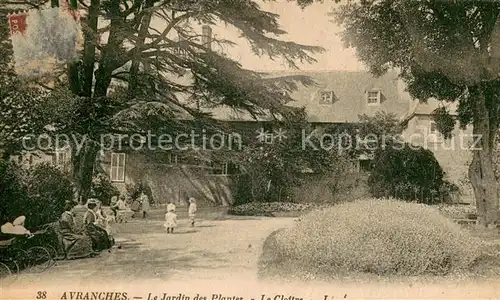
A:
84 209 114 251
141 195 150 213
164 212 177 228
71 204 88 234
58 211 93 260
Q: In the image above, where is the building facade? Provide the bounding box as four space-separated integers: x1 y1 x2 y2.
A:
9 23 476 205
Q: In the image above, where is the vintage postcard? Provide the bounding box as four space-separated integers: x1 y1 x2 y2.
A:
1 0 500 299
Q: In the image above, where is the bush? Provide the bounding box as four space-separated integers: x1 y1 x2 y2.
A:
230 173 254 206
23 163 73 229
260 198 481 279
0 160 28 226
368 144 448 204
91 173 119 205
232 124 349 205
0 161 73 230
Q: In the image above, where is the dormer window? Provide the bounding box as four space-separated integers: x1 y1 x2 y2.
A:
319 91 337 104
367 90 381 105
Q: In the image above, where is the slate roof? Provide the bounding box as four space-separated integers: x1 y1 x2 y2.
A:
209 70 411 123
402 97 459 124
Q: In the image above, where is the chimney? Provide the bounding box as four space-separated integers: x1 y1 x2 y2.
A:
201 25 212 50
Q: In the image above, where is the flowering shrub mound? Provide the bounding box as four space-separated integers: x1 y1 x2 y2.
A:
260 199 481 278
228 202 324 216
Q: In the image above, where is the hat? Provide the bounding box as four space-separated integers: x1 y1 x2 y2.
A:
13 216 26 226
189 197 196 203
87 198 98 205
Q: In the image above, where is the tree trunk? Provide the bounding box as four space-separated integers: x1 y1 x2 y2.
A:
468 84 499 228
128 0 154 98
71 139 99 204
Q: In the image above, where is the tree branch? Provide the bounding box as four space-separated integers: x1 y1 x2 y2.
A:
2 0 47 9
147 12 194 49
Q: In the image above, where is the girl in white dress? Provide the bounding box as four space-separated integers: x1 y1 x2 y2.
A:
164 207 177 234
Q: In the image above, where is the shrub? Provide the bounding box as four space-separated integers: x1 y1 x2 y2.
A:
232 124 349 205
23 163 73 229
0 160 28 226
368 144 447 204
261 198 481 279
230 173 254 206
91 173 119 205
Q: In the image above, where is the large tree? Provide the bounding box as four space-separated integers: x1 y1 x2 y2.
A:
1 0 324 203
0 7 50 159
334 0 500 227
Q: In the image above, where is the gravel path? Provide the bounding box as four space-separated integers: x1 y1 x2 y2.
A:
6 215 295 287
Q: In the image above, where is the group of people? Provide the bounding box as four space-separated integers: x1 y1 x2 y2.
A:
109 192 198 234
0 199 114 261
1 193 199 262
52 199 115 260
163 197 197 234
110 192 150 223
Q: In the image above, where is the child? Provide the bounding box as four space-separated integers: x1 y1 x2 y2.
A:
166 200 176 213
164 207 177 234
188 197 197 227
140 192 150 218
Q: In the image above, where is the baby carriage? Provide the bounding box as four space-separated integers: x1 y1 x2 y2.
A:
0 228 56 284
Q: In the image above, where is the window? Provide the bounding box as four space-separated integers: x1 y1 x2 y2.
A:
367 90 381 105
359 159 374 172
210 162 240 175
168 153 178 164
110 153 126 182
319 91 337 104
55 151 67 170
429 121 438 135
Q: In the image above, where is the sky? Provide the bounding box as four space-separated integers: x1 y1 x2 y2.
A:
215 0 366 71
